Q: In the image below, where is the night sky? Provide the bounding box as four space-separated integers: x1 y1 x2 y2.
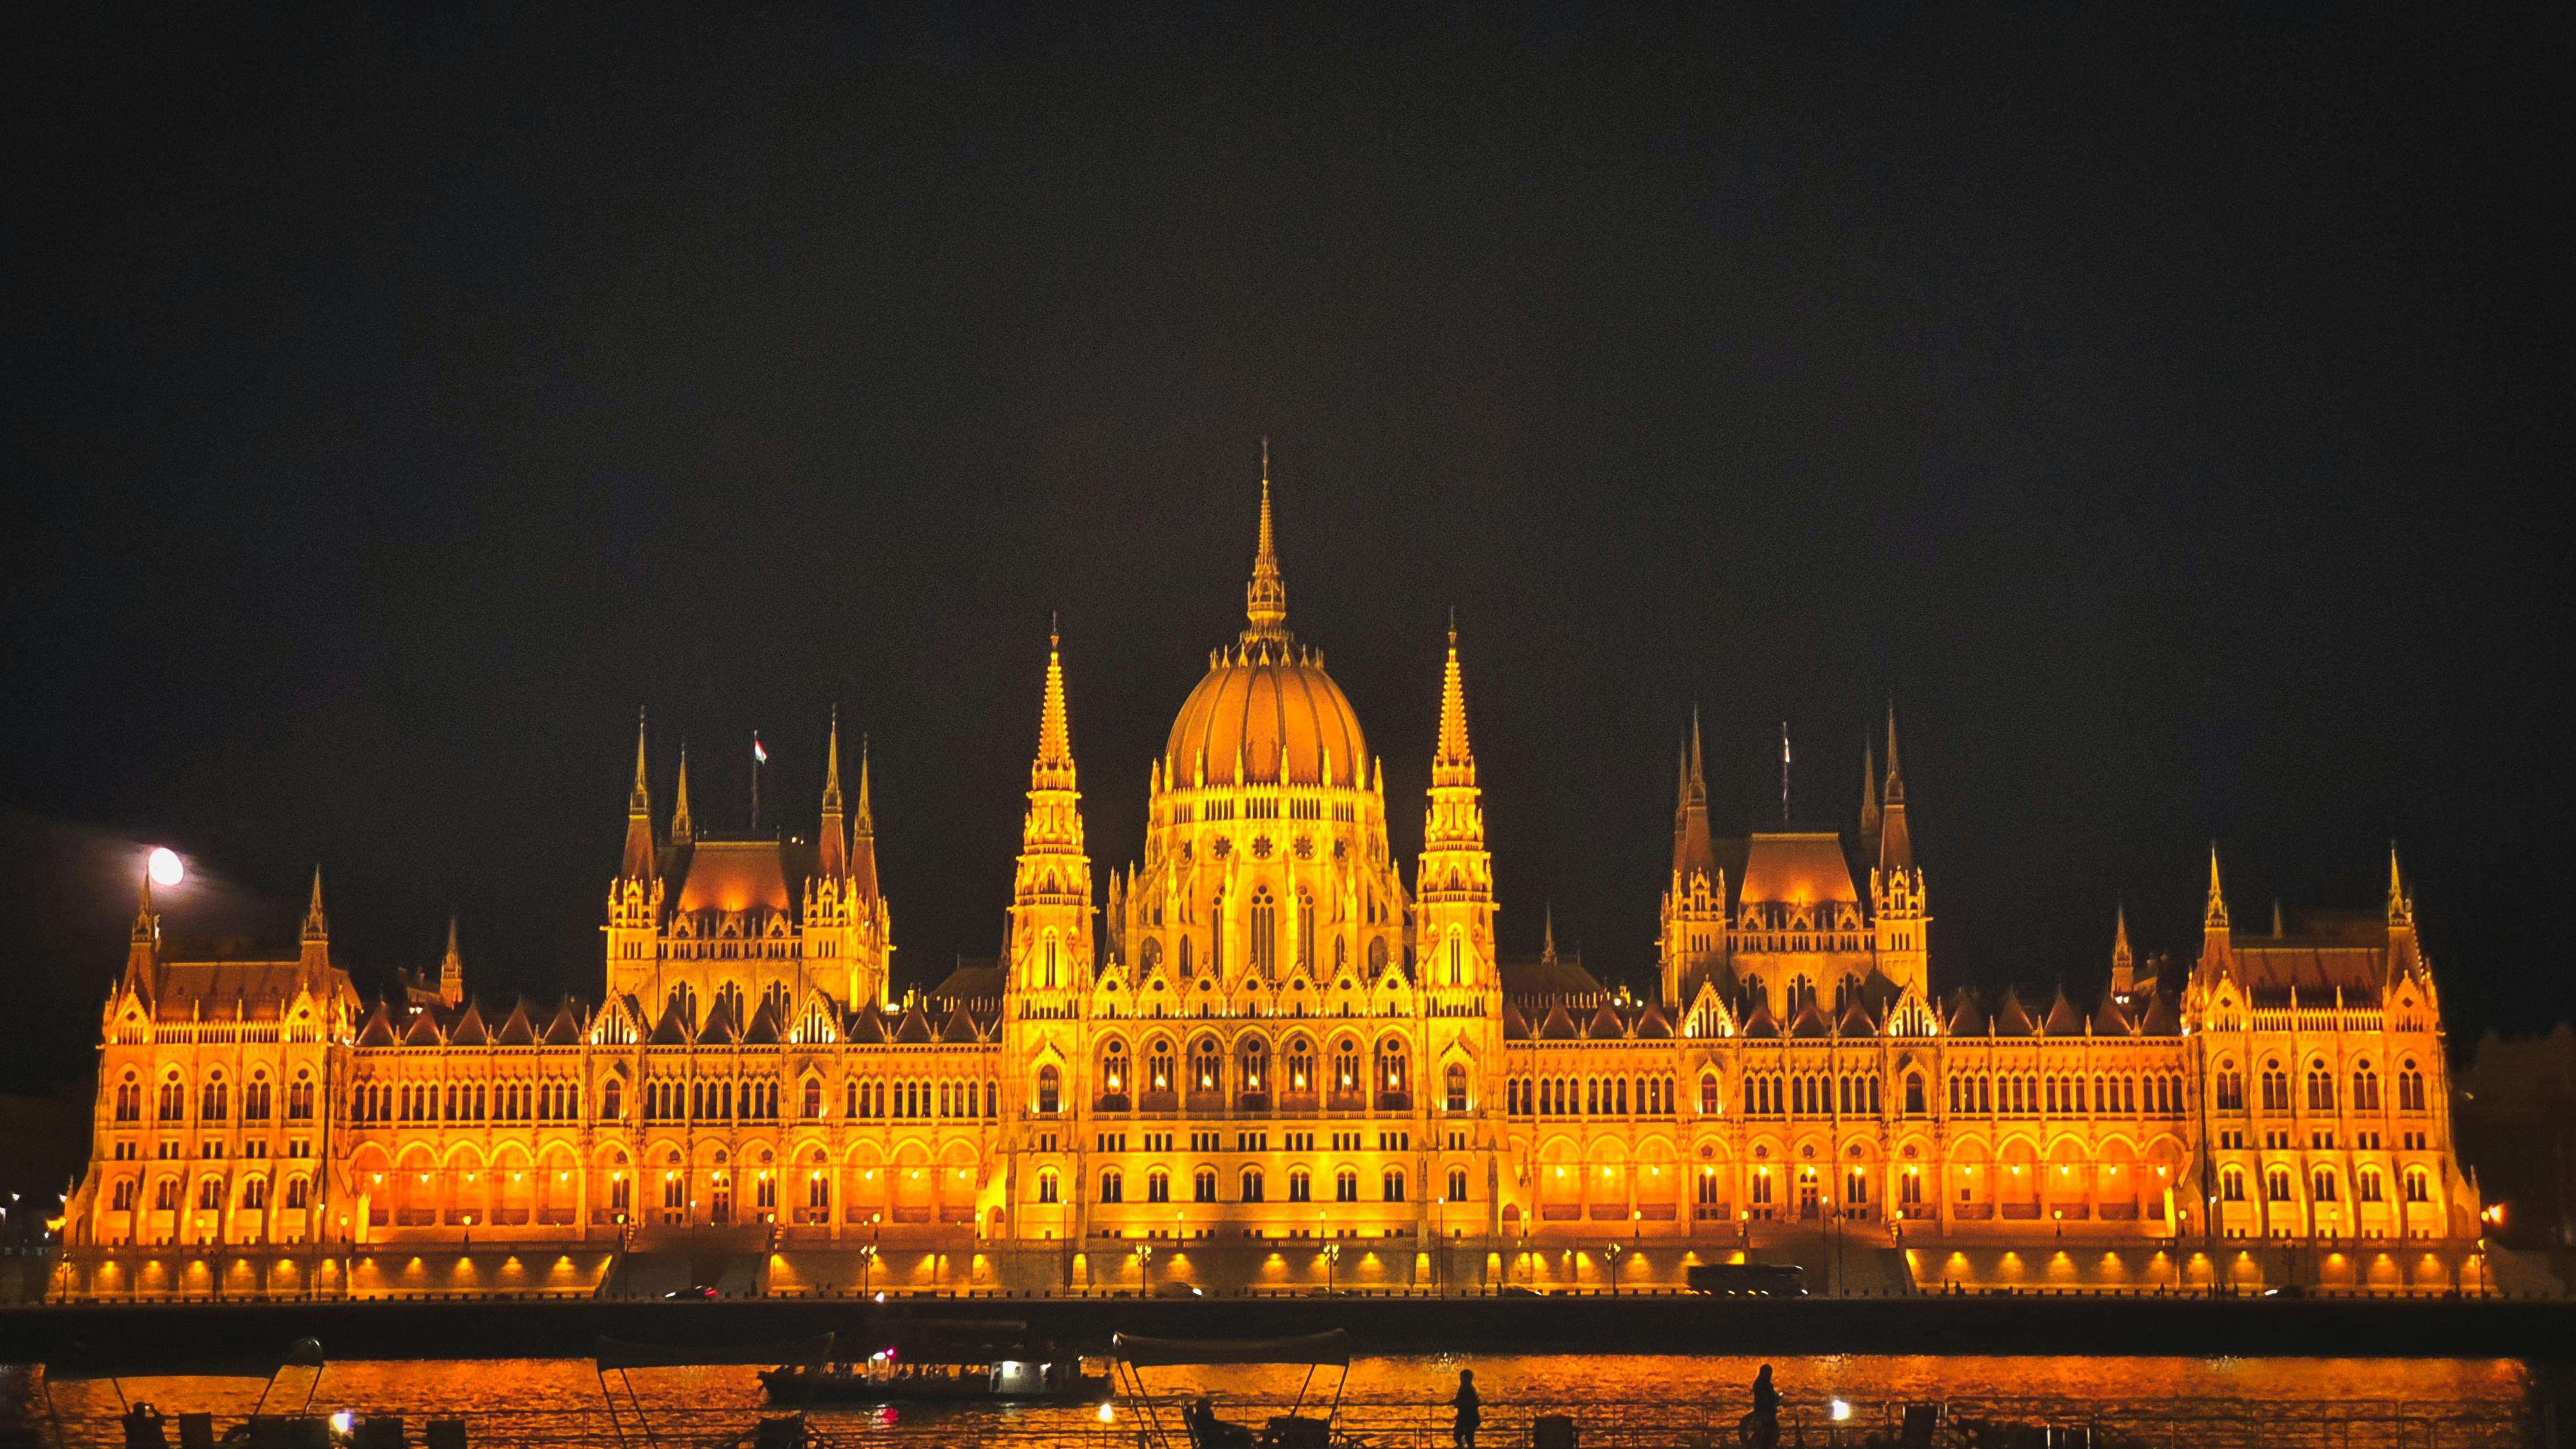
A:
4 6 2565 1098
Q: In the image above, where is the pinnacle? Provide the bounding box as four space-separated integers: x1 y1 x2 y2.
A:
1433 616 1474 778
629 707 651 812
1243 445 1289 641
822 708 844 811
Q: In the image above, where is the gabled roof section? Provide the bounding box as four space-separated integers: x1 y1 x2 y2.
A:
941 1003 983 1044
1500 1002 1531 1041
356 1000 400 1047
496 998 539 1045
932 960 1005 1003
400 1007 446 1047
1586 1003 1628 1040
1837 996 1878 1038
1537 1003 1580 1041
148 959 312 1023
893 1001 935 1043
2042 990 2084 1036
448 999 490 1045
1740 1001 1780 1039
2094 992 2135 1036
544 1000 587 1045
1788 999 1833 1038
1944 989 1986 1035
700 991 741 1045
1500 952 1606 1003
649 994 695 1045
741 999 784 1046
849 1006 890 1045
2137 991 2181 1036
1991 990 2035 1038
1633 1005 1674 1040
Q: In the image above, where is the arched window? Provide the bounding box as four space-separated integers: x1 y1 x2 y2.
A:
1036 1065 1061 1115
158 1074 185 1122
1249 888 1276 978
243 1074 271 1122
1148 1170 1171 1203
1210 892 1226 977
1335 1168 1360 1202
600 1078 623 1121
113 1178 138 1211
1375 1040 1409 1102
670 983 699 1029
1445 1062 1470 1113
1447 931 1463 986
1382 1168 1406 1203
201 1074 227 1122
241 1177 267 1210
1179 935 1194 977
1333 1040 1362 1095
1036 1170 1059 1204
1147 1038 1175 1093
2221 1167 2245 1202
1140 937 1164 975
154 1177 179 1211
1043 931 1059 989
115 1073 140 1122
2357 1168 2383 1203
1285 1036 1315 1093
1448 1166 1470 1202
1102 1042 1131 1097
802 1078 823 1119
1191 1039 1223 1094
1240 1037 1270 1098
1194 1168 1218 1203
2403 1168 2430 1203
1368 937 1389 975
1701 1071 1721 1115
2261 1061 2288 1112
2306 1061 2335 1112
2311 1168 2338 1203
285 1177 308 1210
1100 1168 1124 1203
2265 1167 2293 1203
1904 1073 1925 1116
715 980 743 1027
1298 891 1315 971
2353 1061 2381 1111
1289 1168 1312 1202
2398 1060 2427 1112
197 1177 223 1211
1241 1168 1265 1202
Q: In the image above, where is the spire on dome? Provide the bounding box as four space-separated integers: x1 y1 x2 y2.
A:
670 743 693 845
817 709 848 879
622 709 657 880
1432 612 1474 785
1243 441 1290 645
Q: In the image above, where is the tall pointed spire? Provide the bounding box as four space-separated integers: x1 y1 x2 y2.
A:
1877 703 1914 875
622 708 657 880
1882 700 1906 805
1672 710 1715 885
1432 611 1474 784
1034 616 1075 785
2113 903 2133 968
850 735 880 900
2203 844 2230 930
670 743 693 845
1858 736 1881 836
1243 441 1289 646
1542 902 1558 964
439 915 464 1008
124 864 158 990
816 708 848 879
2386 842 2410 926
132 866 157 944
302 866 329 943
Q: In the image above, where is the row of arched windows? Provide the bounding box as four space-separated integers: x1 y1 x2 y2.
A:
2220 1163 2432 1208
1087 1032 1407 1108
117 1068 312 1124
844 1078 997 1121
642 1078 781 1123
1080 1164 1403 1206
1507 1074 1677 1118
2225 1056 2426 1116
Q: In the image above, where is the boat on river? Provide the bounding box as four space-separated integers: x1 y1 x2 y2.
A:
756 1320 1108 1406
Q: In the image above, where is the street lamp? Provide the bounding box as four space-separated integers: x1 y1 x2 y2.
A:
1603 1242 1624 1296
1322 1243 1340 1295
1133 1243 1153 1294
858 1244 877 1297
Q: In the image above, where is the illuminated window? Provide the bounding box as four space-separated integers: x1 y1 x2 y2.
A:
1445 1063 1469 1113
1036 1065 1061 1115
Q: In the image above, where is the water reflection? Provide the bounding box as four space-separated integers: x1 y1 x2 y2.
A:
10 1355 2527 1449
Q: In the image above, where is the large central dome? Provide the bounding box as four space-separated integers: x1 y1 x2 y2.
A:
1162 467 1369 788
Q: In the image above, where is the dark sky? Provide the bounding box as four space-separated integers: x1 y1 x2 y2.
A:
3 5 2566 1097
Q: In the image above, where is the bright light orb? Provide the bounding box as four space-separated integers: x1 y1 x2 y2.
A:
147 848 184 888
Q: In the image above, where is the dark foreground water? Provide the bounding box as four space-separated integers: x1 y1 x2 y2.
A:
6 1355 2530 1449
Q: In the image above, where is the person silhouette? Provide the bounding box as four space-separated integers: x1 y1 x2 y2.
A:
1740 1364 1780 1449
1450 1369 1482 1449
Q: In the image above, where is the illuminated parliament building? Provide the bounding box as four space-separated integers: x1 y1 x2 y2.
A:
61 479 2485 1298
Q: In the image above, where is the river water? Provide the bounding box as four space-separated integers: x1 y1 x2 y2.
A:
7 1355 2530 1449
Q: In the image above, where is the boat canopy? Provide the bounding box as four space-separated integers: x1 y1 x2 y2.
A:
594 1335 836 1371
1112 1331 1350 1369
44 1336 325 1382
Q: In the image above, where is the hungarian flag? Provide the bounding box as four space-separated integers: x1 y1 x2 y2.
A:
752 734 767 765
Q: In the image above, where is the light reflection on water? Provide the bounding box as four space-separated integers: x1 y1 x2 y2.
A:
11 1355 2528 1449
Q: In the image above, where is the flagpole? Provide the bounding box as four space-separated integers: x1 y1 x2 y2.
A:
1780 722 1791 825
750 731 765 833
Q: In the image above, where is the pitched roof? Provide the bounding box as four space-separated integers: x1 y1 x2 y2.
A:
1991 990 2035 1038
1736 833 1861 906
1500 1002 1531 1041
2042 990 2085 1036
544 1000 587 1045
147 960 309 1023
1586 1003 1628 1040
893 1002 935 1044
1633 1005 1674 1040
496 998 539 1045
673 839 797 915
2137 992 2181 1036
649 994 694 1045
1538 1003 1580 1041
